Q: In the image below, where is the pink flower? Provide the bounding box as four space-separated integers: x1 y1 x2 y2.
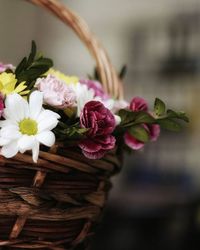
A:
124 124 160 150
0 63 14 73
124 97 160 150
80 79 109 100
79 101 116 159
130 97 148 112
124 132 144 150
79 135 116 159
0 94 4 117
150 124 160 141
36 75 76 109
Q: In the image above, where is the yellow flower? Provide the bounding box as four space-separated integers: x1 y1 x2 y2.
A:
46 68 79 85
0 72 29 96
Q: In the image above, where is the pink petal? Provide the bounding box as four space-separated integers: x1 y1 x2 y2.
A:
130 97 148 111
124 132 145 150
79 139 102 153
150 124 160 141
82 149 106 159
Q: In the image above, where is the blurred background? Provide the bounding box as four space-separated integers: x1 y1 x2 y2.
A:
0 0 200 249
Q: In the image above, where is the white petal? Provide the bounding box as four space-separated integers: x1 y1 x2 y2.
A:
1 141 19 158
0 137 11 146
0 125 21 140
114 115 121 126
32 140 40 163
37 109 60 133
4 93 29 121
36 131 55 147
29 91 43 120
18 135 35 153
37 109 60 123
103 99 115 110
38 118 59 132
0 119 17 127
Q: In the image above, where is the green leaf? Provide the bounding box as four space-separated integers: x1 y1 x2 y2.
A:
167 109 189 122
118 109 137 127
27 41 37 67
31 58 53 68
15 57 27 76
15 41 53 85
154 98 166 116
157 118 182 132
135 111 155 124
128 125 150 142
17 66 50 82
119 65 127 79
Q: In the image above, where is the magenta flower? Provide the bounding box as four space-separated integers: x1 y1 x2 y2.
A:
130 97 148 112
36 75 76 109
124 124 160 150
149 124 160 141
0 94 4 117
80 79 109 100
0 63 14 73
79 135 116 159
124 97 160 150
79 101 116 159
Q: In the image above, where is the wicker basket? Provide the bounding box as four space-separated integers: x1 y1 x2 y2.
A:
0 0 123 249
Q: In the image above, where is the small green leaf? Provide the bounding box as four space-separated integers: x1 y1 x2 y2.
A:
119 65 127 79
27 41 37 67
17 66 50 82
157 118 182 132
15 57 27 76
167 109 189 122
154 98 166 116
135 111 155 124
128 125 150 142
31 58 53 68
118 109 137 127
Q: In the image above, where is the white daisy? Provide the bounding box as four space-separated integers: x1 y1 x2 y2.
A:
70 82 100 117
0 91 60 163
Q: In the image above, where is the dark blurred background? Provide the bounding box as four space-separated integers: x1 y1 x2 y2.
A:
1 0 200 249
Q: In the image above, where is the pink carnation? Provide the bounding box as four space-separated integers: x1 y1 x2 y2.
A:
0 94 4 117
0 63 14 73
79 101 116 159
124 97 160 150
36 75 76 109
124 124 160 150
80 79 109 100
130 97 148 111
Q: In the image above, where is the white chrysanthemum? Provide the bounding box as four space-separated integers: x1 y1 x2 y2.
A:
70 83 100 117
0 91 60 163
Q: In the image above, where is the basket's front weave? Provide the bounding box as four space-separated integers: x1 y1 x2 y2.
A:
0 146 121 249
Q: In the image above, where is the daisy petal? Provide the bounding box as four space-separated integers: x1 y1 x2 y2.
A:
14 81 27 93
38 117 59 132
0 125 21 140
0 119 17 127
1 141 18 158
32 140 40 163
4 93 29 121
37 109 60 123
36 131 55 147
29 91 43 120
18 135 35 153
0 137 11 146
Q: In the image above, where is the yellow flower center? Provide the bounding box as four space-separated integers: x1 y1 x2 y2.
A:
19 118 38 135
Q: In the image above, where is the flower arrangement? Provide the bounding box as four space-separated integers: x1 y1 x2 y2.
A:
0 42 188 163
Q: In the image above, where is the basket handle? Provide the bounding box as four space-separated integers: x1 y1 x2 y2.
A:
25 0 124 99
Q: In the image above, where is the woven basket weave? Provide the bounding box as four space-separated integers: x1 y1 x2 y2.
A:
0 0 123 249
